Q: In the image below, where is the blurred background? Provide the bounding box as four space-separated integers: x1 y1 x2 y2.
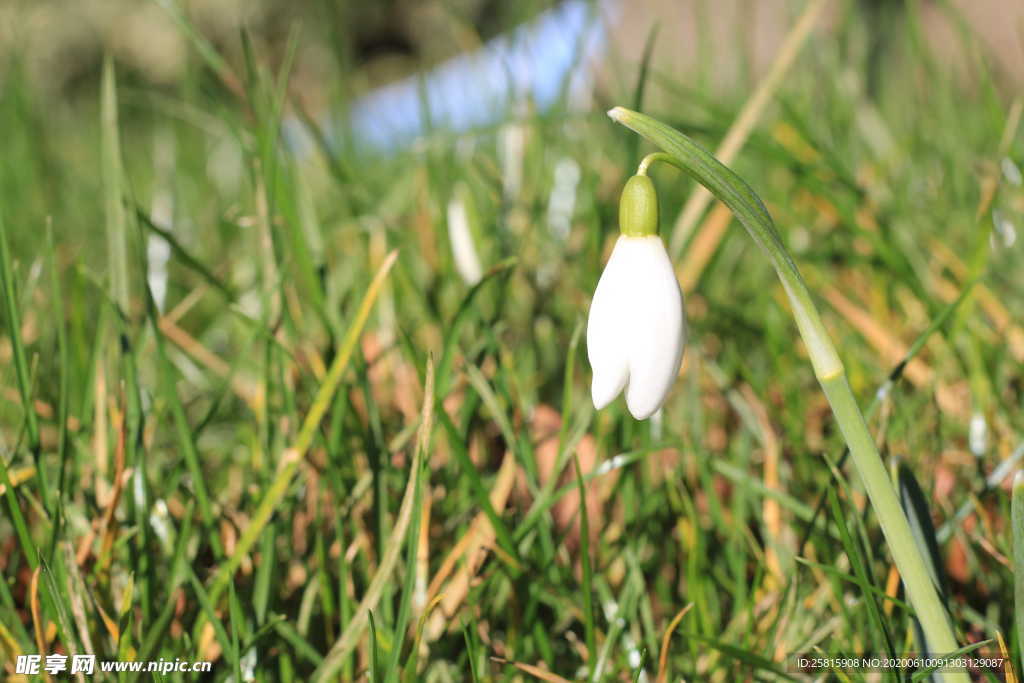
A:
4 0 1024 100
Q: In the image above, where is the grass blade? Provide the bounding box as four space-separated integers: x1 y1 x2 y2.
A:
827 486 897 661
101 54 129 317
898 462 950 598
1013 473 1024 666
0 208 49 513
574 453 596 672
384 359 434 682
313 357 435 682
206 250 398 605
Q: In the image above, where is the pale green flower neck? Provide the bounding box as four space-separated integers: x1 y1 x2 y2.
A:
619 174 659 237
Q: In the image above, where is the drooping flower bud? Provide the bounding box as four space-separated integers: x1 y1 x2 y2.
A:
586 175 686 420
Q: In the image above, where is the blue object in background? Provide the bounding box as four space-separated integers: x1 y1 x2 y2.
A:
286 1 612 155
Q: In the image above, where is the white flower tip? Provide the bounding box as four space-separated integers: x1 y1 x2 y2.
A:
591 388 613 412
607 106 627 122
624 388 663 421
591 368 626 411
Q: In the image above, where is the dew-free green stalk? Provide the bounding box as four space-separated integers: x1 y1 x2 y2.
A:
608 106 965 680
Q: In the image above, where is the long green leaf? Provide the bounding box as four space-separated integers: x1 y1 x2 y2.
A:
312 358 434 682
574 453 596 671
1013 473 1024 663
206 250 398 605
102 54 129 316
827 487 896 660
384 359 434 682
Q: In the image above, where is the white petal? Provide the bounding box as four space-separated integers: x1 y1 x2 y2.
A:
587 237 632 409
447 196 483 285
587 235 686 418
622 237 685 419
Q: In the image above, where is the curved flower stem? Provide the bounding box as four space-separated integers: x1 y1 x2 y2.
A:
637 152 677 176
611 107 965 679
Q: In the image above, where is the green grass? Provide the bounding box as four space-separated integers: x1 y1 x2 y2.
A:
1 1 1023 681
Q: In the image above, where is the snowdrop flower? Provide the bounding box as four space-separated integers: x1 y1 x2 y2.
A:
148 130 174 313
968 412 987 457
447 185 483 286
499 121 526 201
587 174 686 420
147 190 172 312
547 156 581 242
